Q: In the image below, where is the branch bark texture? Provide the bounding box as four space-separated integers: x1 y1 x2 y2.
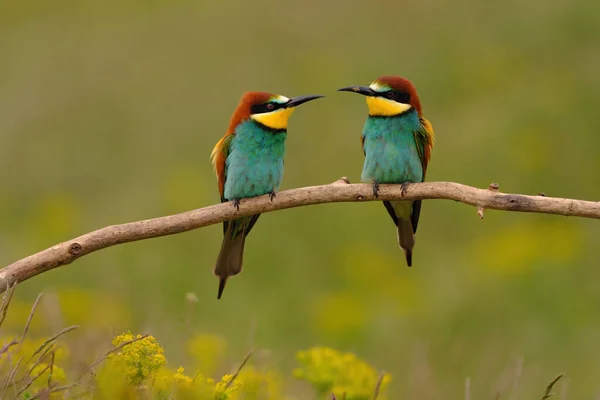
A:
2 179 598 292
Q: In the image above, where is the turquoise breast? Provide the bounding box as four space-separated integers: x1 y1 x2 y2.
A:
361 110 423 184
224 120 287 200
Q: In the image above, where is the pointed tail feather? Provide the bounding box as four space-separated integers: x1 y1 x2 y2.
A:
214 227 246 299
397 218 415 267
385 200 416 267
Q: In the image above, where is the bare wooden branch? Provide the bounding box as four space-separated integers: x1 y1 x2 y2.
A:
477 183 500 219
1 179 598 292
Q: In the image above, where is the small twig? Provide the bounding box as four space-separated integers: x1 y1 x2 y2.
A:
28 385 68 400
0 339 18 356
0 281 17 328
0 356 22 398
63 334 149 396
19 293 44 348
12 363 51 400
25 325 78 366
478 183 500 219
22 344 54 383
47 351 55 389
372 371 387 400
541 374 563 400
16 326 77 388
0 339 17 373
224 349 255 390
0 339 18 375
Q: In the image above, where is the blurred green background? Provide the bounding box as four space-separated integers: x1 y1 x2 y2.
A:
1 0 600 397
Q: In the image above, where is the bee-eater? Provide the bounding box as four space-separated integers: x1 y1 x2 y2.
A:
210 91 324 299
338 76 435 266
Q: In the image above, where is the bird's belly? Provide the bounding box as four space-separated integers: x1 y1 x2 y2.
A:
361 140 423 184
224 158 283 200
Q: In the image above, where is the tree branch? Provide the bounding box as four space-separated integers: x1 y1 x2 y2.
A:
1 178 598 292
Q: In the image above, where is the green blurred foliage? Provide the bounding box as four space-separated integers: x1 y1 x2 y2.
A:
1 0 600 397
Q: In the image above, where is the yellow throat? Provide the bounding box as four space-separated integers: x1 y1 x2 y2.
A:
251 108 295 130
365 96 412 117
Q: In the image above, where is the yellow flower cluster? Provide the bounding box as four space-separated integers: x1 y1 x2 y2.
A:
108 332 167 384
153 368 242 400
100 332 246 399
213 374 243 400
173 366 194 385
294 347 391 400
2 330 390 399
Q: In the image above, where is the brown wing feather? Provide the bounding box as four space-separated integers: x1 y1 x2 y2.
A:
410 116 435 234
360 134 366 156
210 134 235 201
211 134 235 235
418 116 435 177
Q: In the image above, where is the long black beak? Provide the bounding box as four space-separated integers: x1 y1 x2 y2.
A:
285 94 325 108
337 85 376 96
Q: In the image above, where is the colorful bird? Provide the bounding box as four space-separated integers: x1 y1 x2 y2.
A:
338 76 435 266
210 91 324 299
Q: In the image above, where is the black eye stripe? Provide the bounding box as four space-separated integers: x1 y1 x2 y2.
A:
379 90 411 104
251 101 284 115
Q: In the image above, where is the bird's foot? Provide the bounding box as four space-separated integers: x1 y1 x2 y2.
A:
269 190 276 201
372 181 380 198
400 182 410 196
232 198 240 211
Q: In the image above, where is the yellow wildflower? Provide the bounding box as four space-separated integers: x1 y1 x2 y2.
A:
108 332 167 385
294 347 391 400
213 374 242 400
173 366 193 385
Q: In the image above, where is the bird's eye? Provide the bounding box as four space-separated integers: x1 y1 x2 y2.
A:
266 103 275 110
397 92 411 104
384 91 395 100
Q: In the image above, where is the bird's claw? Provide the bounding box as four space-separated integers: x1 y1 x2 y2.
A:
232 198 240 211
372 181 380 198
269 191 276 201
400 182 410 196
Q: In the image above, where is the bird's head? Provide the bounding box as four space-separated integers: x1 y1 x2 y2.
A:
338 76 422 117
227 91 324 133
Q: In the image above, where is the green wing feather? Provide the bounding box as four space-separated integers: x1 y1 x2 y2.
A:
211 134 261 237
